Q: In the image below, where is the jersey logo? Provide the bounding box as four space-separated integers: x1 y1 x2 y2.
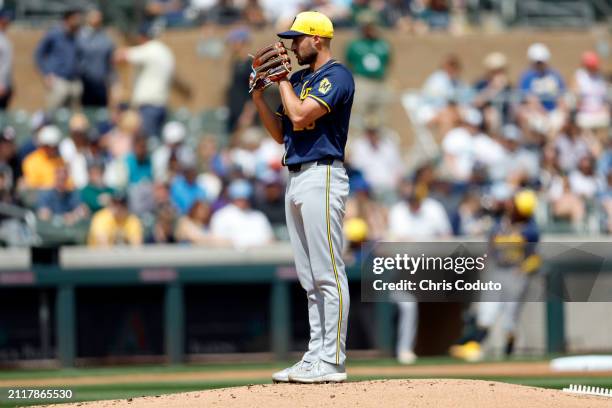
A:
300 81 312 100
318 78 332 95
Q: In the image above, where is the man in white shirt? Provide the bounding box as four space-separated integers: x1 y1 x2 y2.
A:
387 179 452 365
210 179 274 248
114 24 175 139
0 10 13 109
349 121 404 200
152 121 191 183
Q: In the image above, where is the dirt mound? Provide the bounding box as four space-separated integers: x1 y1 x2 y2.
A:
43 379 610 408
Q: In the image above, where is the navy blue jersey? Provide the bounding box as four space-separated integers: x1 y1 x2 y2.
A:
489 217 540 269
276 59 355 165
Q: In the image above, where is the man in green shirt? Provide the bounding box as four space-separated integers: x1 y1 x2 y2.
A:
345 11 392 122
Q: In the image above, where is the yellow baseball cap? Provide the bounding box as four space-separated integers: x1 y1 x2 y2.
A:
277 11 334 39
514 189 538 218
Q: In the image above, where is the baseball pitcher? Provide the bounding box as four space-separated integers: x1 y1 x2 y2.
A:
250 11 355 383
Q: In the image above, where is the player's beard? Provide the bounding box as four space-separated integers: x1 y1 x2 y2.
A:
296 47 317 66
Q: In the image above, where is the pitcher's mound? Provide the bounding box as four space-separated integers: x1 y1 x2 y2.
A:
49 379 610 408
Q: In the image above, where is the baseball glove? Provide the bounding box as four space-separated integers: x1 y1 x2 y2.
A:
248 42 292 94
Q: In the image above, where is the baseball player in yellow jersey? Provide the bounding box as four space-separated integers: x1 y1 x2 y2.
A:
251 11 355 383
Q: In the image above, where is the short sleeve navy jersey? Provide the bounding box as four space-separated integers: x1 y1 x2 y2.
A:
276 59 355 165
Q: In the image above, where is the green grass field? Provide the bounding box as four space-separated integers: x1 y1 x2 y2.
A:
1 357 610 407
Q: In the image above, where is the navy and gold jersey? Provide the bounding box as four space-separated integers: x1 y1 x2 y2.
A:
276 59 355 165
489 217 540 272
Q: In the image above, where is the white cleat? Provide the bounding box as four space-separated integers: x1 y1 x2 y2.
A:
272 360 313 383
288 359 347 383
397 350 417 365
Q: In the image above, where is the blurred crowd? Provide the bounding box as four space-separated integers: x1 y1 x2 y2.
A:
343 41 611 251
0 6 610 249
144 0 456 33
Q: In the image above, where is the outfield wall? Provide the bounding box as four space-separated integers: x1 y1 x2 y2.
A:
0 239 611 367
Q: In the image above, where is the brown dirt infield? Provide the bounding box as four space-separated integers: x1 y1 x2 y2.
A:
38 379 612 408
5 361 612 388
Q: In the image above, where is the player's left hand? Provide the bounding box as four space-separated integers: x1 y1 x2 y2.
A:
248 42 292 94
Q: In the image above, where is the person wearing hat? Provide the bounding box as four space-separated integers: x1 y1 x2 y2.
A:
22 125 69 190
572 51 609 138
59 113 92 189
114 22 175 138
0 9 13 109
252 11 354 383
152 121 190 183
345 10 391 121
34 9 83 110
210 178 273 248
450 189 540 362
517 43 567 139
88 191 143 246
473 52 513 128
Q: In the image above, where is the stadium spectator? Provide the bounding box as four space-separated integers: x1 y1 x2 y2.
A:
572 51 610 141
421 54 468 137
411 0 450 32
491 124 539 184
473 52 513 131
17 111 51 165
388 178 452 240
125 135 153 185
146 0 189 27
22 125 67 190
153 121 190 183
377 0 412 30
555 115 596 173
387 177 451 364
242 0 267 28
440 108 481 182
253 171 286 230
598 138 612 180
210 179 273 248
0 163 12 204
147 202 177 243
36 167 87 225
175 200 228 245
114 24 175 138
34 9 83 110
349 117 403 200
345 11 392 121
225 28 255 135
77 8 116 107
516 43 566 141
230 127 268 178
599 171 612 233
80 162 114 214
205 0 242 26
345 176 388 241
452 191 488 236
0 127 20 194
259 0 302 28
569 155 598 200
0 10 13 110
197 135 228 176
88 192 144 246
169 152 207 214
548 175 585 229
102 109 142 189
59 113 92 189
